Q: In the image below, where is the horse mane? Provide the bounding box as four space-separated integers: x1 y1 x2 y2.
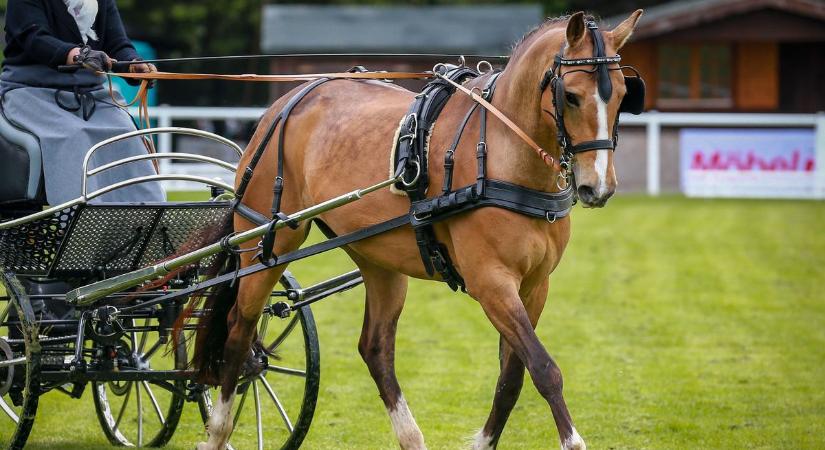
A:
509 13 599 59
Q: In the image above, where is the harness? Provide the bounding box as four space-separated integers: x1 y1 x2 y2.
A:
392 65 575 291
230 20 645 293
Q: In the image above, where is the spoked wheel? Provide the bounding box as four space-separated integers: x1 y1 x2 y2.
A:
0 274 41 450
92 317 187 447
199 272 320 450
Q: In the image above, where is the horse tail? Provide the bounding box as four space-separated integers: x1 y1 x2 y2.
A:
172 212 237 386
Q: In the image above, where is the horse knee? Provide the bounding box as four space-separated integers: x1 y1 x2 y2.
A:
530 360 564 401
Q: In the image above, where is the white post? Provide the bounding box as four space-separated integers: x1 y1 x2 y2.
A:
645 111 661 196
156 107 173 175
815 112 825 199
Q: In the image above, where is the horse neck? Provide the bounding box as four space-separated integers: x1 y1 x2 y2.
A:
484 32 564 192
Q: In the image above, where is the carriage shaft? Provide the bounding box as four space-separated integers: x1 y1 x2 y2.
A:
66 175 401 306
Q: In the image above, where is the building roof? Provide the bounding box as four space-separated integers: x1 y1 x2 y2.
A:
261 5 543 54
603 0 825 40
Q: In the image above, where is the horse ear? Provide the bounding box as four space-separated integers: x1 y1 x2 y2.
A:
611 9 643 50
566 12 586 49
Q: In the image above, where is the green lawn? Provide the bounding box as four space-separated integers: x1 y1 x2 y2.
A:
3 195 825 449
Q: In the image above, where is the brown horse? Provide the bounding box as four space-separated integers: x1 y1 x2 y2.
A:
196 10 643 450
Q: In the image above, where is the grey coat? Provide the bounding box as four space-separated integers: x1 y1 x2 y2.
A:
1 65 165 204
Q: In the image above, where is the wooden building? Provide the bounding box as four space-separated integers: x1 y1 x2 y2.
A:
258 2 825 195
260 5 542 99
604 0 825 113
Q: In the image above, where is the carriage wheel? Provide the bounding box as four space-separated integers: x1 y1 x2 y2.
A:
92 317 187 447
198 272 320 450
0 275 42 450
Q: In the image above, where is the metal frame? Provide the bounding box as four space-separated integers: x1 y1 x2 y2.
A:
0 127 242 231
81 127 243 200
67 173 402 305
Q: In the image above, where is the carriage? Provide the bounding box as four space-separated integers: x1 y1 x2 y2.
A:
1 10 645 450
0 125 351 449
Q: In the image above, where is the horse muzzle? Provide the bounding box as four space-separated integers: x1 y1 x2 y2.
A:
576 184 614 208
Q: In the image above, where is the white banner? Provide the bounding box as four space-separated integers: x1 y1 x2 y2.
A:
680 128 817 198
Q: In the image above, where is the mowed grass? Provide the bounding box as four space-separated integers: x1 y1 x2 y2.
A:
3 195 825 449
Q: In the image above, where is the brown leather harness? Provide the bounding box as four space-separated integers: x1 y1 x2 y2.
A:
104 34 644 291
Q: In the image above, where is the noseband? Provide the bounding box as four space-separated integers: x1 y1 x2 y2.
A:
539 20 645 171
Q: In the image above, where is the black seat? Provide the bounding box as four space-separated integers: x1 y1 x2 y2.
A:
0 105 46 218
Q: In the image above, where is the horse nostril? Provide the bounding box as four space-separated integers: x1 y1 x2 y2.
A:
577 185 596 203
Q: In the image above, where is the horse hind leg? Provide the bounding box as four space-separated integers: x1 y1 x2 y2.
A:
195 265 285 449
355 259 426 450
196 227 308 449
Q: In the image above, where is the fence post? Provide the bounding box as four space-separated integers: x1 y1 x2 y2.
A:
646 111 661 196
156 107 173 175
815 112 825 199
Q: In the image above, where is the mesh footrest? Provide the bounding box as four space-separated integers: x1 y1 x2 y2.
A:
0 202 230 277
0 206 78 274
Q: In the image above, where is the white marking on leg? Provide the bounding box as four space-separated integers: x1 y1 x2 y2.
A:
592 92 610 197
197 391 235 450
561 427 586 450
471 429 495 449
388 395 427 449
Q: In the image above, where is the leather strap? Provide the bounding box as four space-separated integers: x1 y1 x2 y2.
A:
437 74 562 174
106 70 433 82
570 139 614 153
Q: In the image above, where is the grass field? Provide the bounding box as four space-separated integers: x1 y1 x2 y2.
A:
2 195 824 449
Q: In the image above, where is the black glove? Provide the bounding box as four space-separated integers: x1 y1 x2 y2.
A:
74 46 112 72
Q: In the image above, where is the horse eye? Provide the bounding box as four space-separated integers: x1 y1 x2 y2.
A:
564 92 580 107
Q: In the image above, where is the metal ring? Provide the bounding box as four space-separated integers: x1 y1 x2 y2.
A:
400 160 421 188
476 60 493 74
471 86 484 97
457 55 466 67
432 63 448 76
545 211 557 223
556 173 569 191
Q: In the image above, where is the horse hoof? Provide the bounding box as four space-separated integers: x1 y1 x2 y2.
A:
562 429 586 450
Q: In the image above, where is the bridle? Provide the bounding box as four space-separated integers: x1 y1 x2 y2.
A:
539 20 645 178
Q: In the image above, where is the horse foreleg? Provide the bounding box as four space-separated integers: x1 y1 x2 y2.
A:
472 339 524 449
356 261 426 450
197 268 284 450
471 277 584 450
473 279 549 449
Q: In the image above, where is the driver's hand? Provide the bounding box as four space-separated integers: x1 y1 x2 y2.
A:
129 61 157 74
73 46 112 72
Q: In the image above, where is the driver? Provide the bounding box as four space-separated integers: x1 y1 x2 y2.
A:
1 0 164 204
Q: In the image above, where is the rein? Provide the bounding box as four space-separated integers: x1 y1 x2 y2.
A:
107 67 564 176
436 73 564 175
106 70 433 82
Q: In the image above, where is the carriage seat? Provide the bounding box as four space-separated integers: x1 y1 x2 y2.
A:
0 107 46 210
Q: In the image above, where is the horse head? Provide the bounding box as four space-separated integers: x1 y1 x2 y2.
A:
533 10 643 208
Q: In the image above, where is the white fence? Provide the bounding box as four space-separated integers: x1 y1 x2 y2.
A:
139 106 825 198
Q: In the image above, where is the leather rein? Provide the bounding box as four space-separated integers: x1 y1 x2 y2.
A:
108 69 565 178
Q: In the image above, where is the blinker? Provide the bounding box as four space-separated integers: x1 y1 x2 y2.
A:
586 21 613 103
